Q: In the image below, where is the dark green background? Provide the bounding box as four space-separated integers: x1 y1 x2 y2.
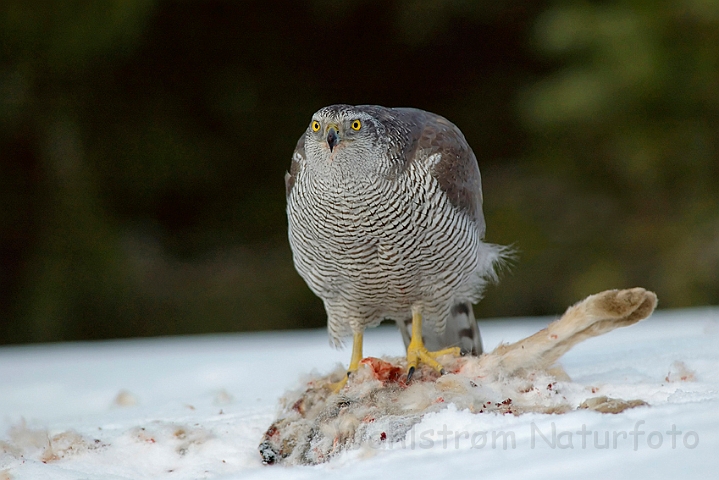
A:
1 1 717 345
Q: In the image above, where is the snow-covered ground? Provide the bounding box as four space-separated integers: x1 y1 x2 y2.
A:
1 307 718 479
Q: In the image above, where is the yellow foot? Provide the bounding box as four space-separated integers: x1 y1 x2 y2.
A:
406 344 461 381
327 331 363 393
329 373 350 393
406 306 461 382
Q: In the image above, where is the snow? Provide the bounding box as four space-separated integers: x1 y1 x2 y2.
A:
1 307 718 479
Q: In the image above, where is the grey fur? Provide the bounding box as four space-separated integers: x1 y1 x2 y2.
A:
286 104 507 354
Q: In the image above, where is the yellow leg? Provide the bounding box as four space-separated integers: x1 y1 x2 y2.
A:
406 306 461 381
331 331 363 392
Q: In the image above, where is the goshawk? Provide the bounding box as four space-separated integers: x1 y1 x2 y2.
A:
285 104 507 386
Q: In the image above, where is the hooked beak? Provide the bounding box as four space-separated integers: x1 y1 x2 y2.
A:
326 126 340 152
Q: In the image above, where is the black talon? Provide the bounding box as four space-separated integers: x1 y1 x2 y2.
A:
407 366 416 383
439 368 446 375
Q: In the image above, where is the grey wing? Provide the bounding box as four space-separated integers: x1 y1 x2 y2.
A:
285 133 306 197
395 108 486 237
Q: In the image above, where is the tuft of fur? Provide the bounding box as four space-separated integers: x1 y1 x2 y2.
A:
0 421 105 464
260 288 658 466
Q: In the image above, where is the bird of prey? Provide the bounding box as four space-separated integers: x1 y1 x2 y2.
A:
285 104 507 387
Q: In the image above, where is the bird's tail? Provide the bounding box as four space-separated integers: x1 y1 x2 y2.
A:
397 301 483 356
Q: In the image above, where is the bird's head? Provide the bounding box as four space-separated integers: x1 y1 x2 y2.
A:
303 105 391 174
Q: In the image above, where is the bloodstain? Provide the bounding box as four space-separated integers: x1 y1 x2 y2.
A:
292 399 305 415
360 357 405 385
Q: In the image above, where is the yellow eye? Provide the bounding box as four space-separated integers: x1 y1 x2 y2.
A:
351 119 361 131
311 120 320 132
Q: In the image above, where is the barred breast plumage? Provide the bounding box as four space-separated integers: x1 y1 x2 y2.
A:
286 104 507 362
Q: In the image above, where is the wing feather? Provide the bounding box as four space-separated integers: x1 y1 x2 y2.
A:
285 133 305 197
394 108 486 237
